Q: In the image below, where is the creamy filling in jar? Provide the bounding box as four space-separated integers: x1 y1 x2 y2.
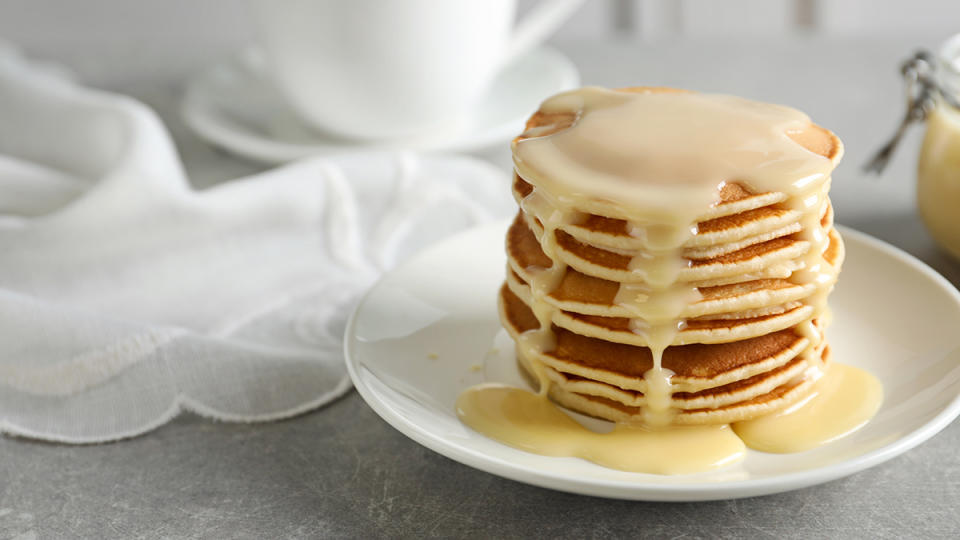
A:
918 35 960 258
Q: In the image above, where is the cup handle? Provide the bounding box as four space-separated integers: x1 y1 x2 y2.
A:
502 0 585 67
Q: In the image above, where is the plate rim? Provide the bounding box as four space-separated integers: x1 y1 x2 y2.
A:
344 223 960 501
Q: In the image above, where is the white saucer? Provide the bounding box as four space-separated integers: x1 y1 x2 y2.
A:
344 220 960 501
182 48 579 164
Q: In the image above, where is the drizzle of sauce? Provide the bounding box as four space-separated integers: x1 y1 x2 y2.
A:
456 384 745 474
456 363 883 473
732 363 884 453
513 88 833 212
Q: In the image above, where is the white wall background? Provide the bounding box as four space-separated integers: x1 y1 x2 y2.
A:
522 0 960 38
0 0 957 87
2 1 958 45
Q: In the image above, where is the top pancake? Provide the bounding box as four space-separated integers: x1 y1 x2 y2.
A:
512 86 843 251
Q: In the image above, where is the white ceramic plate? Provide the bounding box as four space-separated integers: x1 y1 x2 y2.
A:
344 221 960 501
182 48 579 164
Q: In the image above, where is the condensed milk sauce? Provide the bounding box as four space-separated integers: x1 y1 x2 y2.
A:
732 363 883 453
456 384 745 474
918 101 960 259
456 87 883 474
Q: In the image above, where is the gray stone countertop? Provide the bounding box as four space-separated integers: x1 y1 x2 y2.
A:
2 36 959 538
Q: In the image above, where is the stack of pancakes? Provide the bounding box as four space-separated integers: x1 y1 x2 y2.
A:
499 88 844 425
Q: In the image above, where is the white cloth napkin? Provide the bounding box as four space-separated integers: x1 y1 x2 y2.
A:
0 47 513 443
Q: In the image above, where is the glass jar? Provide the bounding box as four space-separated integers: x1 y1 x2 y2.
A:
917 34 960 259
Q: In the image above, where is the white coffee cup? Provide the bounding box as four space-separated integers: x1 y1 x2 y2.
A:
253 0 583 141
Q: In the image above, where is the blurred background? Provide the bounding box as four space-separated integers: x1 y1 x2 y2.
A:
2 2 959 537
0 0 957 241
3 0 956 246
3 0 959 87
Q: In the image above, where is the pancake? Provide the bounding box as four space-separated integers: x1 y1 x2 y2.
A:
512 175 808 257
505 269 816 346
497 86 844 426
529 349 828 425
499 283 822 394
